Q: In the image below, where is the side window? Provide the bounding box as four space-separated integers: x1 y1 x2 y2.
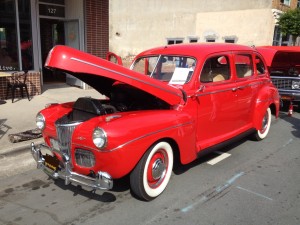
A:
235 54 253 78
255 55 266 75
200 55 231 83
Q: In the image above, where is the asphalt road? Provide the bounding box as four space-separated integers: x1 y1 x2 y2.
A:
0 111 299 225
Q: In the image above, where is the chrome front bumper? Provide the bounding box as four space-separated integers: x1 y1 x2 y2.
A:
30 142 113 190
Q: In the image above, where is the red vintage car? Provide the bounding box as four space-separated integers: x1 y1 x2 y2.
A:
256 46 300 115
31 43 280 201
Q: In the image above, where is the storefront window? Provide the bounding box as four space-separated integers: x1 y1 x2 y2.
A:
0 0 33 71
0 0 18 71
19 0 33 70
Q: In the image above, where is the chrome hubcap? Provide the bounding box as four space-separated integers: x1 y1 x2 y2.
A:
152 158 166 180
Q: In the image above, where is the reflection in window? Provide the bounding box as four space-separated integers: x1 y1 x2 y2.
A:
0 0 18 71
19 0 33 70
0 0 32 71
200 55 231 83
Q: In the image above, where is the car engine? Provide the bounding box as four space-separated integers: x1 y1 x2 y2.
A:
66 83 170 122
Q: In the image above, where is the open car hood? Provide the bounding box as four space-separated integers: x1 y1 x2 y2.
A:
256 46 300 69
45 45 184 106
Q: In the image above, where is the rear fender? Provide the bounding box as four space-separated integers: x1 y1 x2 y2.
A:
253 86 279 130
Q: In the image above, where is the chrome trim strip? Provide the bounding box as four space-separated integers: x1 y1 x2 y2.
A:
190 81 265 98
74 121 193 152
271 76 300 80
110 121 193 152
193 87 234 97
70 57 183 99
278 89 300 93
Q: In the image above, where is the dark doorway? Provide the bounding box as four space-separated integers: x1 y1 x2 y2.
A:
40 18 66 83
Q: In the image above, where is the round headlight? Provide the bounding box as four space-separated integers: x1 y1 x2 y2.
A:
291 81 300 90
93 128 107 149
36 113 45 130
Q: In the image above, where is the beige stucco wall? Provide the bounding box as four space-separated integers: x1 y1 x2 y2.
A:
109 0 274 57
196 9 276 46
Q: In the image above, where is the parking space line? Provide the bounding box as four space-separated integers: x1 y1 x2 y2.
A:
181 172 244 213
207 152 231 165
236 186 273 201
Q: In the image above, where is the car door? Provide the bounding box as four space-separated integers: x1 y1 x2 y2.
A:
233 52 258 129
196 53 239 150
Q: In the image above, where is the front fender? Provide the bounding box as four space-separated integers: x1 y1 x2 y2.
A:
71 110 196 178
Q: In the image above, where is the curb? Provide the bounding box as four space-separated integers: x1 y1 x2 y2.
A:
0 138 44 158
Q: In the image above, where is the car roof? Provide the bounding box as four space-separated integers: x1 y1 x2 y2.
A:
256 46 300 67
136 43 256 58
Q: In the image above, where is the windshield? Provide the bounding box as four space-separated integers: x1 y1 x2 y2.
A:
131 55 196 85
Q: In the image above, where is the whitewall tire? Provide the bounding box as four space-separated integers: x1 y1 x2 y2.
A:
253 107 271 141
130 141 174 201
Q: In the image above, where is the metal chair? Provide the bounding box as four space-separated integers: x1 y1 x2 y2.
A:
6 70 30 103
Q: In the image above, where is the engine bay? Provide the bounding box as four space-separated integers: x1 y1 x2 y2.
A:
68 83 170 122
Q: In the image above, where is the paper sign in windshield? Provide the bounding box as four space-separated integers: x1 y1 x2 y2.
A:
169 67 192 85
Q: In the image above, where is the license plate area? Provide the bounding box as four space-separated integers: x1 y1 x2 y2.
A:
44 154 60 171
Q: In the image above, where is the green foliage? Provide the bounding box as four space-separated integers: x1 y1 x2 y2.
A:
278 8 300 37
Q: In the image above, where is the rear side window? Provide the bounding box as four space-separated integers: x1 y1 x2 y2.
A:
235 54 253 78
200 55 231 83
255 55 266 75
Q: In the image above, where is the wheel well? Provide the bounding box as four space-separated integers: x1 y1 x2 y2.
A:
158 138 181 169
269 103 277 116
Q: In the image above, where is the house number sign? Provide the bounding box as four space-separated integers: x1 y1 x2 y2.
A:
39 4 65 18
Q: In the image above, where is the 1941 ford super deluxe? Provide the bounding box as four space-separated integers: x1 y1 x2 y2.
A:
31 43 279 201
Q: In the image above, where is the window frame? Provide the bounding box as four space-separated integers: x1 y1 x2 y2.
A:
200 54 232 83
280 0 291 6
131 55 197 84
254 54 267 76
234 53 254 79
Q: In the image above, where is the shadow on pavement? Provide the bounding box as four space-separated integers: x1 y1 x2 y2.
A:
0 119 11 141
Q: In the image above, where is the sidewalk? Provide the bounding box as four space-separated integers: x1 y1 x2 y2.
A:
0 83 100 177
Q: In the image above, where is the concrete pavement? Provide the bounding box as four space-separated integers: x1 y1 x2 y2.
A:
0 83 101 177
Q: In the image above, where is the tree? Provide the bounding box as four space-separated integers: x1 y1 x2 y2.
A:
277 8 300 46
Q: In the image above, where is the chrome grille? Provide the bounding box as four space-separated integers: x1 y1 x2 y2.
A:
55 115 82 156
271 78 292 90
